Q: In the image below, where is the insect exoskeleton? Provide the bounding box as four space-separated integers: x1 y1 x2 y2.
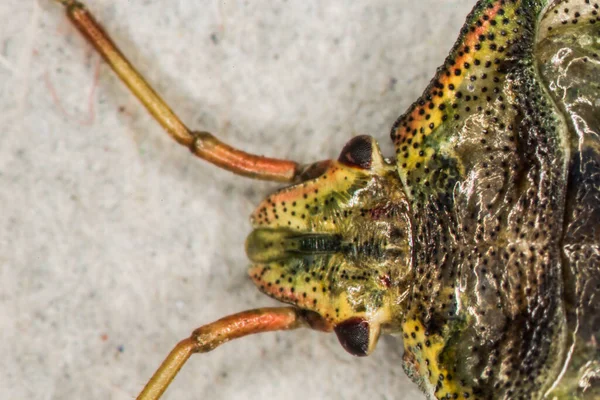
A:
54 0 600 399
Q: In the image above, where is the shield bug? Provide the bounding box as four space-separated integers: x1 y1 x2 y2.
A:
52 0 599 399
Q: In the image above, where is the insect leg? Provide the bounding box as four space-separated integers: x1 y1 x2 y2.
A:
55 0 302 183
137 307 330 400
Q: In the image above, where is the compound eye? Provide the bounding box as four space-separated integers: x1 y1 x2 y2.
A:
338 135 373 169
334 317 370 357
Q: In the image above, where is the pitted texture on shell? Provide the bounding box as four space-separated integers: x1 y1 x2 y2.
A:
391 1 578 398
537 1 600 397
539 0 600 37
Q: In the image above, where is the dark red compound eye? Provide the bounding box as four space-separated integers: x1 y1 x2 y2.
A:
338 135 373 169
334 317 370 357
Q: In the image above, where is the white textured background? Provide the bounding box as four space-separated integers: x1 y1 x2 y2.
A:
1 1 473 399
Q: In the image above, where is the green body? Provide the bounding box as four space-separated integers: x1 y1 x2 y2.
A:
247 1 600 398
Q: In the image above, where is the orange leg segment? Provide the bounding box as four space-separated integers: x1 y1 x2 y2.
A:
136 307 331 400
55 0 302 182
